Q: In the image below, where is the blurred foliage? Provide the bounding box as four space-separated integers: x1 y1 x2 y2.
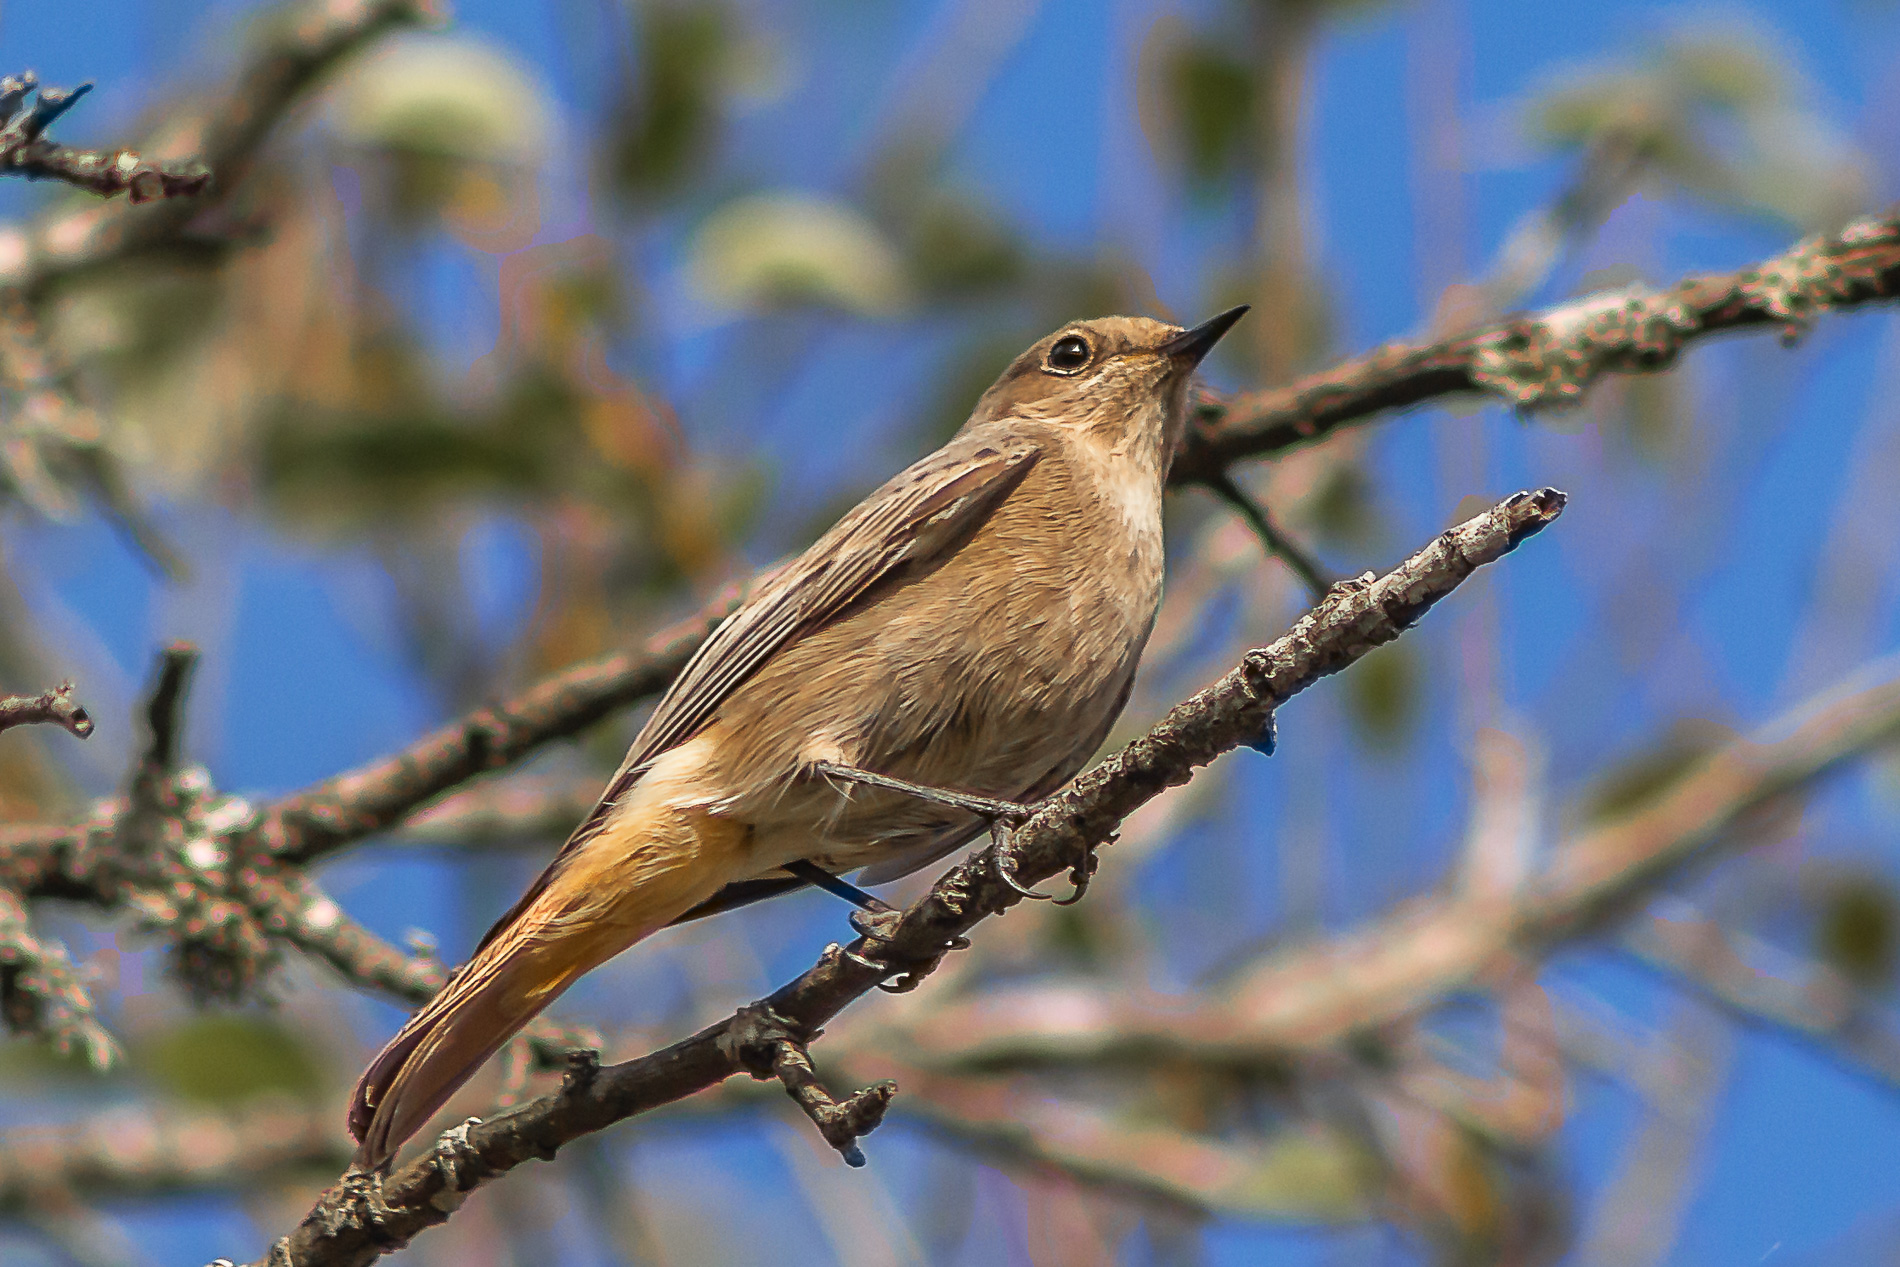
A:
604 1 733 202
902 190 1025 300
688 192 912 317
135 1015 323 1105
1142 21 1259 196
1806 866 1900 990
1137 1 1386 197
1304 463 1382 549
1611 374 1683 465
1343 641 1419 752
333 36 550 226
1575 718 1737 825
1526 25 1869 231
1228 1123 1376 1221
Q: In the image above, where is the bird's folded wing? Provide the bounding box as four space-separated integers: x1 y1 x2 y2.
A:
471 430 1041 953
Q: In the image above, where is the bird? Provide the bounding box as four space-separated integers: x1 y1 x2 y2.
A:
348 305 1250 1169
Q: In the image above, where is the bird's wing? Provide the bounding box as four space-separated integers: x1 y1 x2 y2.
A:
626 432 1041 779
473 432 1041 953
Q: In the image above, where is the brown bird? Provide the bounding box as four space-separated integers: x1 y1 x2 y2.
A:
348 305 1250 1168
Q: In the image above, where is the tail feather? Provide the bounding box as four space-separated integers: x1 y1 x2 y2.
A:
347 758 752 1170
349 909 599 1169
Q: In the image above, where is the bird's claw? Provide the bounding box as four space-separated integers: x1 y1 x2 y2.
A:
1051 838 1102 906
843 907 968 992
994 821 1053 901
993 821 1102 905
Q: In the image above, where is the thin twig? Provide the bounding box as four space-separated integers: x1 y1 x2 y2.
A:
138 644 196 780
1173 209 1900 479
722 1004 896 1167
0 73 210 202
0 682 91 738
1200 469 1333 600
0 0 439 295
252 585 744 865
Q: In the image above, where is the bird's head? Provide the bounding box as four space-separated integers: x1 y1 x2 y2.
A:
966 306 1249 460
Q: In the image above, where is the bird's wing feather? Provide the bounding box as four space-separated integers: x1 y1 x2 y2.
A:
473 431 1041 953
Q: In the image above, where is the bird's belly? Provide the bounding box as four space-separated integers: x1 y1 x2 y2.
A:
720 556 1158 873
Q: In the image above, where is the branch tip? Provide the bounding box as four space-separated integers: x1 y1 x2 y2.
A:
725 1003 895 1165
0 681 93 738
0 71 210 202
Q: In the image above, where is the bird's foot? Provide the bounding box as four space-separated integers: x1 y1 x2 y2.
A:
992 819 1100 906
842 905 970 994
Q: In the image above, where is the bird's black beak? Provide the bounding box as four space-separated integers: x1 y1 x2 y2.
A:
1159 304 1249 366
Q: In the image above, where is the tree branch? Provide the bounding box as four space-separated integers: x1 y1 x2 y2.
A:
1627 904 1900 1088
0 681 91 738
1173 209 1900 480
0 1098 343 1209
0 74 210 203
0 885 113 1066
0 0 438 293
242 487 1564 1267
873 655 1900 1076
215 214 1900 875
251 587 742 865
1199 467 1334 601
0 649 445 1020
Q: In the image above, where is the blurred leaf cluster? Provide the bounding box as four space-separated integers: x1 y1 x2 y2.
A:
1526 25 1869 231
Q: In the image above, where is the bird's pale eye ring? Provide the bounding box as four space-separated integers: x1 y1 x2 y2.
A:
1045 334 1092 374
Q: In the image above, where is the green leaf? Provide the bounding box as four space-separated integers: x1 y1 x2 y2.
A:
137 1015 323 1105
1344 642 1418 752
687 193 912 317
606 3 732 200
333 35 551 165
1811 870 1899 990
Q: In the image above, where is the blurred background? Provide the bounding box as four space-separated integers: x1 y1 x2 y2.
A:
1 0 1899 1263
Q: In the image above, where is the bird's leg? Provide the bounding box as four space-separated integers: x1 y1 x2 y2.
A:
781 854 968 986
812 760 1034 824
813 761 1070 904
782 859 894 915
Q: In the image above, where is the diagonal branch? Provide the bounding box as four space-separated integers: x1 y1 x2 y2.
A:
253 587 742 865
1172 209 1900 480
1200 467 1334 601
876 656 1900 1078
242 487 1565 1267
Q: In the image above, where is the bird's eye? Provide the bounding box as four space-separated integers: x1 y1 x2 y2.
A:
1045 335 1091 373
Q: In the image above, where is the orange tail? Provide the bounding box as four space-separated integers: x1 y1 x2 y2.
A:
347 903 596 1169
348 760 750 1169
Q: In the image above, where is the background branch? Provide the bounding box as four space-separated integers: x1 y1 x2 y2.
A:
1174 209 1900 479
